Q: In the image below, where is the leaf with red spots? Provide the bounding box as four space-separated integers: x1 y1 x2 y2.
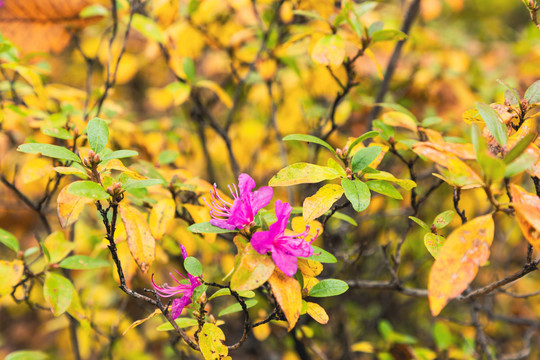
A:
428 215 494 316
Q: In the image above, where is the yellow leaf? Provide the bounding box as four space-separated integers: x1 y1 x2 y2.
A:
510 184 540 251
199 323 228 360
0 259 24 297
382 111 418 132
183 204 216 243
291 216 323 238
57 184 93 229
306 302 329 324
122 309 161 336
196 80 233 108
297 258 323 277
149 198 176 240
351 341 375 353
303 184 344 223
268 268 302 331
20 157 53 184
118 204 156 273
44 231 74 264
428 215 494 316
311 34 346 67
230 244 275 291
101 159 145 180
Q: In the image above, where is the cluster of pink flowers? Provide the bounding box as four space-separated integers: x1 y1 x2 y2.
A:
205 173 317 276
153 174 317 319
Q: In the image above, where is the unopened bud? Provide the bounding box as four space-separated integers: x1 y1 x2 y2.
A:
192 310 200 317
529 0 535 8
73 127 79 137
388 136 395 144
208 314 216 324
342 146 349 156
347 174 353 180
82 157 90 167
106 186 115 195
93 154 100 163
430 224 437 233
88 150 95 158
346 167 352 175
336 148 343 157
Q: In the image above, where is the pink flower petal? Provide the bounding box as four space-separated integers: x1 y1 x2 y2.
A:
251 231 273 254
251 186 273 215
272 249 298 277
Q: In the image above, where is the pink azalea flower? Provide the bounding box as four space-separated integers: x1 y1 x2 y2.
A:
204 173 273 230
251 200 317 276
152 245 201 319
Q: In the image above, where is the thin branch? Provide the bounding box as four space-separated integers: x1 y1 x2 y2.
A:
367 0 421 127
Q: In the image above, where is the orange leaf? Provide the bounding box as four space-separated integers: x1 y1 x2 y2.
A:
230 243 275 291
511 184 540 251
268 267 302 331
118 204 155 273
0 0 103 53
428 215 494 316
57 183 93 228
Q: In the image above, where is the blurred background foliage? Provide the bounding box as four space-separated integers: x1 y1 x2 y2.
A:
0 0 539 359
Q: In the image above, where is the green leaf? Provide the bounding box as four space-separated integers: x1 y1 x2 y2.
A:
329 211 358 226
156 317 198 331
409 216 430 231
504 131 537 164
525 80 540 104
59 255 110 270
368 21 384 35
433 322 453 351
433 210 454 229
132 14 163 43
80 4 108 18
364 171 416 190
269 163 341 186
86 117 109 154
424 233 446 258
366 180 402 200
348 131 379 153
67 181 110 200
101 150 139 161
371 29 407 43
478 152 506 183
351 146 382 173
305 246 337 263
0 228 19 252
327 158 347 177
43 272 74 316
309 279 349 297
475 102 507 146
123 179 164 190
505 152 538 177
496 79 520 106
182 58 196 82
208 288 255 301
187 222 237 234
42 126 72 140
184 256 203 277
218 299 258 317
18 143 80 163
158 150 179 165
5 351 49 360
283 134 336 154
291 10 325 21
341 178 370 212
471 123 487 157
